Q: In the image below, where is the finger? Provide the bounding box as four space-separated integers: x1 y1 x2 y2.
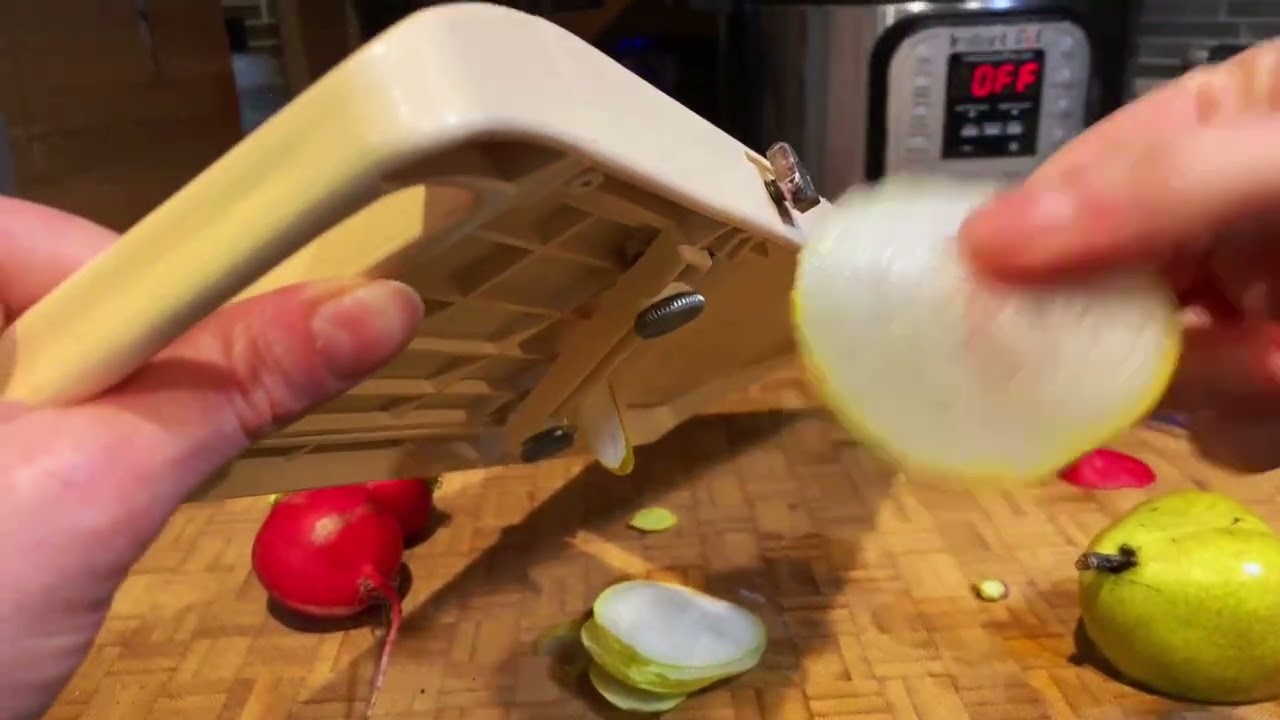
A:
1026 66 1205 189
1028 38 1280 189
1176 261 1244 323
959 115 1280 280
1183 412 1280 474
1160 321 1280 417
0 197 116 311
959 40 1280 280
0 278 419 720
7 278 424 526
1207 213 1280 320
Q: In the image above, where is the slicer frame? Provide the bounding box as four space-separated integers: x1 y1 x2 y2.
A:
0 2 827 499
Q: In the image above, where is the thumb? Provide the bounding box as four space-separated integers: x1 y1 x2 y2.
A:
50 277 424 506
0 278 420 720
959 116 1280 280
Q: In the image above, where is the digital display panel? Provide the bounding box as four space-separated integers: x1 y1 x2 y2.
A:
942 49 1046 159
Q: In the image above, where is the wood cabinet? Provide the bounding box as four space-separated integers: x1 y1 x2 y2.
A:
0 1 243 230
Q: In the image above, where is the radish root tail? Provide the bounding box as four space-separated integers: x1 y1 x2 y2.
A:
363 573 403 719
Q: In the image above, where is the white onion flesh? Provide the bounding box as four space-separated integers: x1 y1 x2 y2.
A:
792 176 1181 483
581 580 766 694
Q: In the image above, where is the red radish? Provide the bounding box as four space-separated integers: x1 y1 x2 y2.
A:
365 477 438 540
1059 449 1156 490
252 485 404 718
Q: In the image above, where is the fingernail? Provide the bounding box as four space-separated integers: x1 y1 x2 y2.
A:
312 279 424 380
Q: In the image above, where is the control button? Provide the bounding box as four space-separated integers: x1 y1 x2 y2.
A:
960 123 980 139
912 76 932 101
906 136 931 153
1007 140 1023 153
982 121 1004 137
1005 120 1025 136
1052 97 1073 115
912 104 929 118
1048 126 1070 144
1053 68 1073 83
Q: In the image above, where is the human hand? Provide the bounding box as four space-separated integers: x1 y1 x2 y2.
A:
0 198 424 719
958 40 1280 471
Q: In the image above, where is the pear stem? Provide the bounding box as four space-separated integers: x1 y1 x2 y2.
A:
1075 545 1138 573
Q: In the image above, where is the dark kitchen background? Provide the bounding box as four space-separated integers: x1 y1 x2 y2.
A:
0 0 1275 232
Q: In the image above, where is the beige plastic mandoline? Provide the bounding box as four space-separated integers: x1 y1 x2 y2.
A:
0 2 830 500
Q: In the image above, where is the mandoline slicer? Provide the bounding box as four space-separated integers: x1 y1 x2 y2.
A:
0 2 829 500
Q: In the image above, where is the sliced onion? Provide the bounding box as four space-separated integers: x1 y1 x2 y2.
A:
580 580 766 694
588 662 685 712
792 176 1182 486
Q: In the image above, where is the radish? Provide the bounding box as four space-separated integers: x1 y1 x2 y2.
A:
252 485 404 718
1059 448 1156 490
365 477 438 541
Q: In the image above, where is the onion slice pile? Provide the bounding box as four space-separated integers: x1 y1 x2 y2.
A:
580 580 766 710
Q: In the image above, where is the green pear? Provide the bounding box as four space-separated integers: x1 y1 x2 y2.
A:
1077 489 1280 704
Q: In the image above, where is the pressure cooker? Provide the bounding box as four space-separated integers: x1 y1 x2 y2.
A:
731 0 1142 196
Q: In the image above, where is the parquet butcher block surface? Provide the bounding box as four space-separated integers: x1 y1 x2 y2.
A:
48 371 1280 719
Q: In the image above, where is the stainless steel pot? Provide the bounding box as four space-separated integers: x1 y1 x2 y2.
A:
736 0 1141 196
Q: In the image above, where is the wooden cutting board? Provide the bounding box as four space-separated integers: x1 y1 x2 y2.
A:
46 370 1280 720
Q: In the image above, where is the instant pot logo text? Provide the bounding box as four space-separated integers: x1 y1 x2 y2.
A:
950 27 1043 51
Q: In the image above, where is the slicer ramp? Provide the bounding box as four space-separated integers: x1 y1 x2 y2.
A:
0 2 826 498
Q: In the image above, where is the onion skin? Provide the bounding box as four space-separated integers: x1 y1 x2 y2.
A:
251 485 404 718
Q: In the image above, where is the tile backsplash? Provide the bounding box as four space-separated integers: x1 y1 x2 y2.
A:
1136 0 1279 82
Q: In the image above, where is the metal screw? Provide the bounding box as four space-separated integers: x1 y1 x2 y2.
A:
765 141 820 213
520 424 576 463
568 169 604 194
763 178 787 208
633 291 706 340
